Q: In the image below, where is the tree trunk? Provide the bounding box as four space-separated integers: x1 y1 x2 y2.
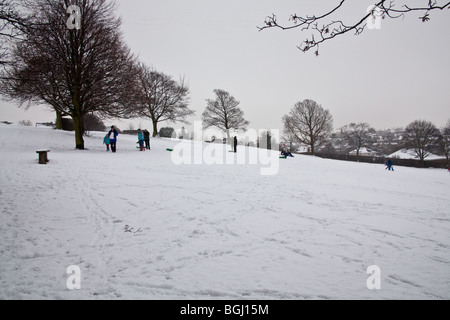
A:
152 121 158 137
310 144 315 156
55 109 63 130
73 115 85 150
356 149 360 162
226 129 231 146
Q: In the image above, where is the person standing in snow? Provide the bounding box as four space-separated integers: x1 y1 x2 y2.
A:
103 134 110 151
386 159 394 171
137 129 145 151
108 126 119 153
143 129 150 150
234 136 238 153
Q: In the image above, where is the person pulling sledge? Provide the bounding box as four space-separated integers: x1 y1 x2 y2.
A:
385 159 394 171
103 134 110 151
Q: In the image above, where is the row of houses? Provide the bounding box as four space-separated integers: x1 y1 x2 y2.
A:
284 143 445 161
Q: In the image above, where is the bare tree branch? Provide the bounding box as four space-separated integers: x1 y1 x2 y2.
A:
258 0 450 55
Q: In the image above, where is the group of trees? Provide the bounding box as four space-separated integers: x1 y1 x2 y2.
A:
280 98 450 166
0 0 194 149
1 0 448 160
0 1 252 149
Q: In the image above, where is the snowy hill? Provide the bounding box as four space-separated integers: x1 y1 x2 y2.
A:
0 123 449 300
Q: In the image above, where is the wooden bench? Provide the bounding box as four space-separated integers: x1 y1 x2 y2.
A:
36 150 50 164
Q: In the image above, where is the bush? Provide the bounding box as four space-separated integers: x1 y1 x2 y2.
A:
159 127 175 138
18 120 33 126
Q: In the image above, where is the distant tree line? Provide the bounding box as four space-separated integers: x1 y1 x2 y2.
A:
280 99 449 167
0 0 448 166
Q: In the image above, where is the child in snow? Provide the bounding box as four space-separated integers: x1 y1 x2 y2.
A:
386 159 394 171
103 134 110 151
137 129 145 151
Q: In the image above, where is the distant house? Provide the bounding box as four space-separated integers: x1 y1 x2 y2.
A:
388 149 445 160
296 145 311 154
349 147 377 157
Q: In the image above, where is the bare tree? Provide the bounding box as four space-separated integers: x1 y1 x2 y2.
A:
283 99 333 155
259 0 450 55
341 122 375 161
0 0 28 67
438 119 450 167
403 120 441 161
2 0 139 149
135 64 194 137
202 89 250 144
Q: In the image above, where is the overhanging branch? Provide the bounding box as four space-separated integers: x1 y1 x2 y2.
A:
258 0 450 55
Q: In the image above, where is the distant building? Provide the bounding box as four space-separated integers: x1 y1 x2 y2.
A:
349 147 377 157
295 145 311 154
388 149 446 160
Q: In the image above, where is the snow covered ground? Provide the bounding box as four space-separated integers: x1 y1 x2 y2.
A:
0 123 449 300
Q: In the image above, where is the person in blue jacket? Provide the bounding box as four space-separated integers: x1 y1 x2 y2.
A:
137 129 145 151
385 159 394 171
108 126 119 153
103 134 110 151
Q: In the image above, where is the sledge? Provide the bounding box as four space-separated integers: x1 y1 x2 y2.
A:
280 156 287 159
166 148 173 152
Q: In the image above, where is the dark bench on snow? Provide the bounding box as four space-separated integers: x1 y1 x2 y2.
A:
36 149 50 164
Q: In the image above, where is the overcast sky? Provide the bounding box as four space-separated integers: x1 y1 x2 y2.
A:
1 0 449 133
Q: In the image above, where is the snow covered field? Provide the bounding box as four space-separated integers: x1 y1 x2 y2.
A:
0 123 449 300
